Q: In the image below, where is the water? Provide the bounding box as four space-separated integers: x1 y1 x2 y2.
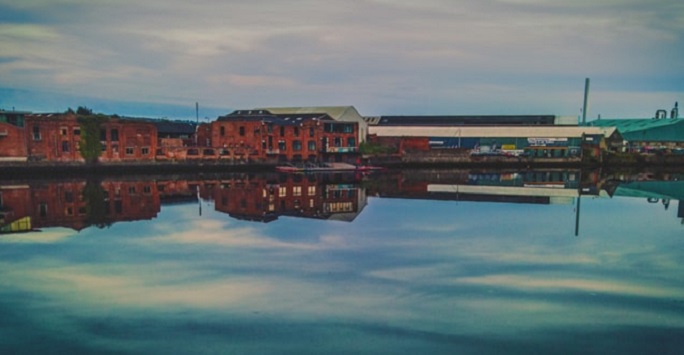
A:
1 170 683 354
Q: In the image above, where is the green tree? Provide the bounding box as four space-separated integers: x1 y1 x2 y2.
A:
76 106 93 115
77 114 109 164
82 179 111 229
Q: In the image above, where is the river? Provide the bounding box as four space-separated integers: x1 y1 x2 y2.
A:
1 169 682 354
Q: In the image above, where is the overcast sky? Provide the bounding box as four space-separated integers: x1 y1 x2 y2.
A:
1 0 683 119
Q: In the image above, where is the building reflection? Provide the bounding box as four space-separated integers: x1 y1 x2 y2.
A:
1 170 682 234
366 170 606 204
0 173 367 233
210 173 366 222
0 180 161 233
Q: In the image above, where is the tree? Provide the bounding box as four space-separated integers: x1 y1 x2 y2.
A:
76 106 93 115
82 179 112 229
77 114 108 164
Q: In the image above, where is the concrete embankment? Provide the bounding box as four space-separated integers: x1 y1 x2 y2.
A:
0 160 277 179
1 152 683 179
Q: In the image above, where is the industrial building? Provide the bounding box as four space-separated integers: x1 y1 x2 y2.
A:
366 115 622 157
260 106 368 144
585 117 684 153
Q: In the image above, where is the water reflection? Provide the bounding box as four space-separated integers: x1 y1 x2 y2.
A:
0 170 683 353
2 169 683 234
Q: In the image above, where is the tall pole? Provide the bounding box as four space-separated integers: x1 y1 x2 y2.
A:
582 78 590 124
194 102 199 146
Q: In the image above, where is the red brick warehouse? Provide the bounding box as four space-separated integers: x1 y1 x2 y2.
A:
210 110 361 163
25 113 157 162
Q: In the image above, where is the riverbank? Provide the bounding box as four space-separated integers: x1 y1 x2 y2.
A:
1 151 682 178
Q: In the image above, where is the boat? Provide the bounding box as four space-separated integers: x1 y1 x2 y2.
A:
276 162 384 173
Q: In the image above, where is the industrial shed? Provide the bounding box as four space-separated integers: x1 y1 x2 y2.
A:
585 118 684 152
368 126 622 157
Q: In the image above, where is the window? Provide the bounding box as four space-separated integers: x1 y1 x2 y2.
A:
61 141 70 152
293 186 301 196
143 185 152 194
73 128 81 136
100 129 107 141
32 126 41 140
280 126 285 136
344 124 353 133
126 147 134 155
39 203 48 217
278 140 286 151
111 129 119 142
347 137 356 147
60 127 67 136
308 186 316 196
128 186 136 194
294 127 300 137
220 126 225 136
101 143 107 151
334 137 342 147
279 186 287 197
141 147 150 155
239 126 245 136
309 127 314 137
308 141 316 151
292 140 302 151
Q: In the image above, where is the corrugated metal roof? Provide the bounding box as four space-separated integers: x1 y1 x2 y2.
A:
218 111 330 126
614 181 684 200
257 106 366 125
371 115 558 126
585 118 684 142
586 118 681 131
369 126 617 138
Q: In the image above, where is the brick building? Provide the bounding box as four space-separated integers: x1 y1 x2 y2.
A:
212 173 366 222
0 110 29 160
211 110 360 163
25 113 157 162
0 180 160 233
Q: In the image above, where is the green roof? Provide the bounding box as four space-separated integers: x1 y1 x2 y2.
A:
584 118 684 142
614 181 684 200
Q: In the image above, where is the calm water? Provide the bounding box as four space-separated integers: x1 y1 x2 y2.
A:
1 170 683 354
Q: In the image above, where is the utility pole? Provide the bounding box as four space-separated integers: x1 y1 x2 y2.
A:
194 102 199 146
582 78 590 124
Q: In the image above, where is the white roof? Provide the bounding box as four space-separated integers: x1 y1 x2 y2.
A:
369 126 617 138
259 106 364 123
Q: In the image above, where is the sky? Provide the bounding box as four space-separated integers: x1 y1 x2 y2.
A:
1 0 683 119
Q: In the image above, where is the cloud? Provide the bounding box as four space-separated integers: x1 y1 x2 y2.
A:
0 0 682 115
0 228 75 244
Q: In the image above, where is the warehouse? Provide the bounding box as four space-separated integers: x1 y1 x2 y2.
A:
368 125 622 158
585 117 684 153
